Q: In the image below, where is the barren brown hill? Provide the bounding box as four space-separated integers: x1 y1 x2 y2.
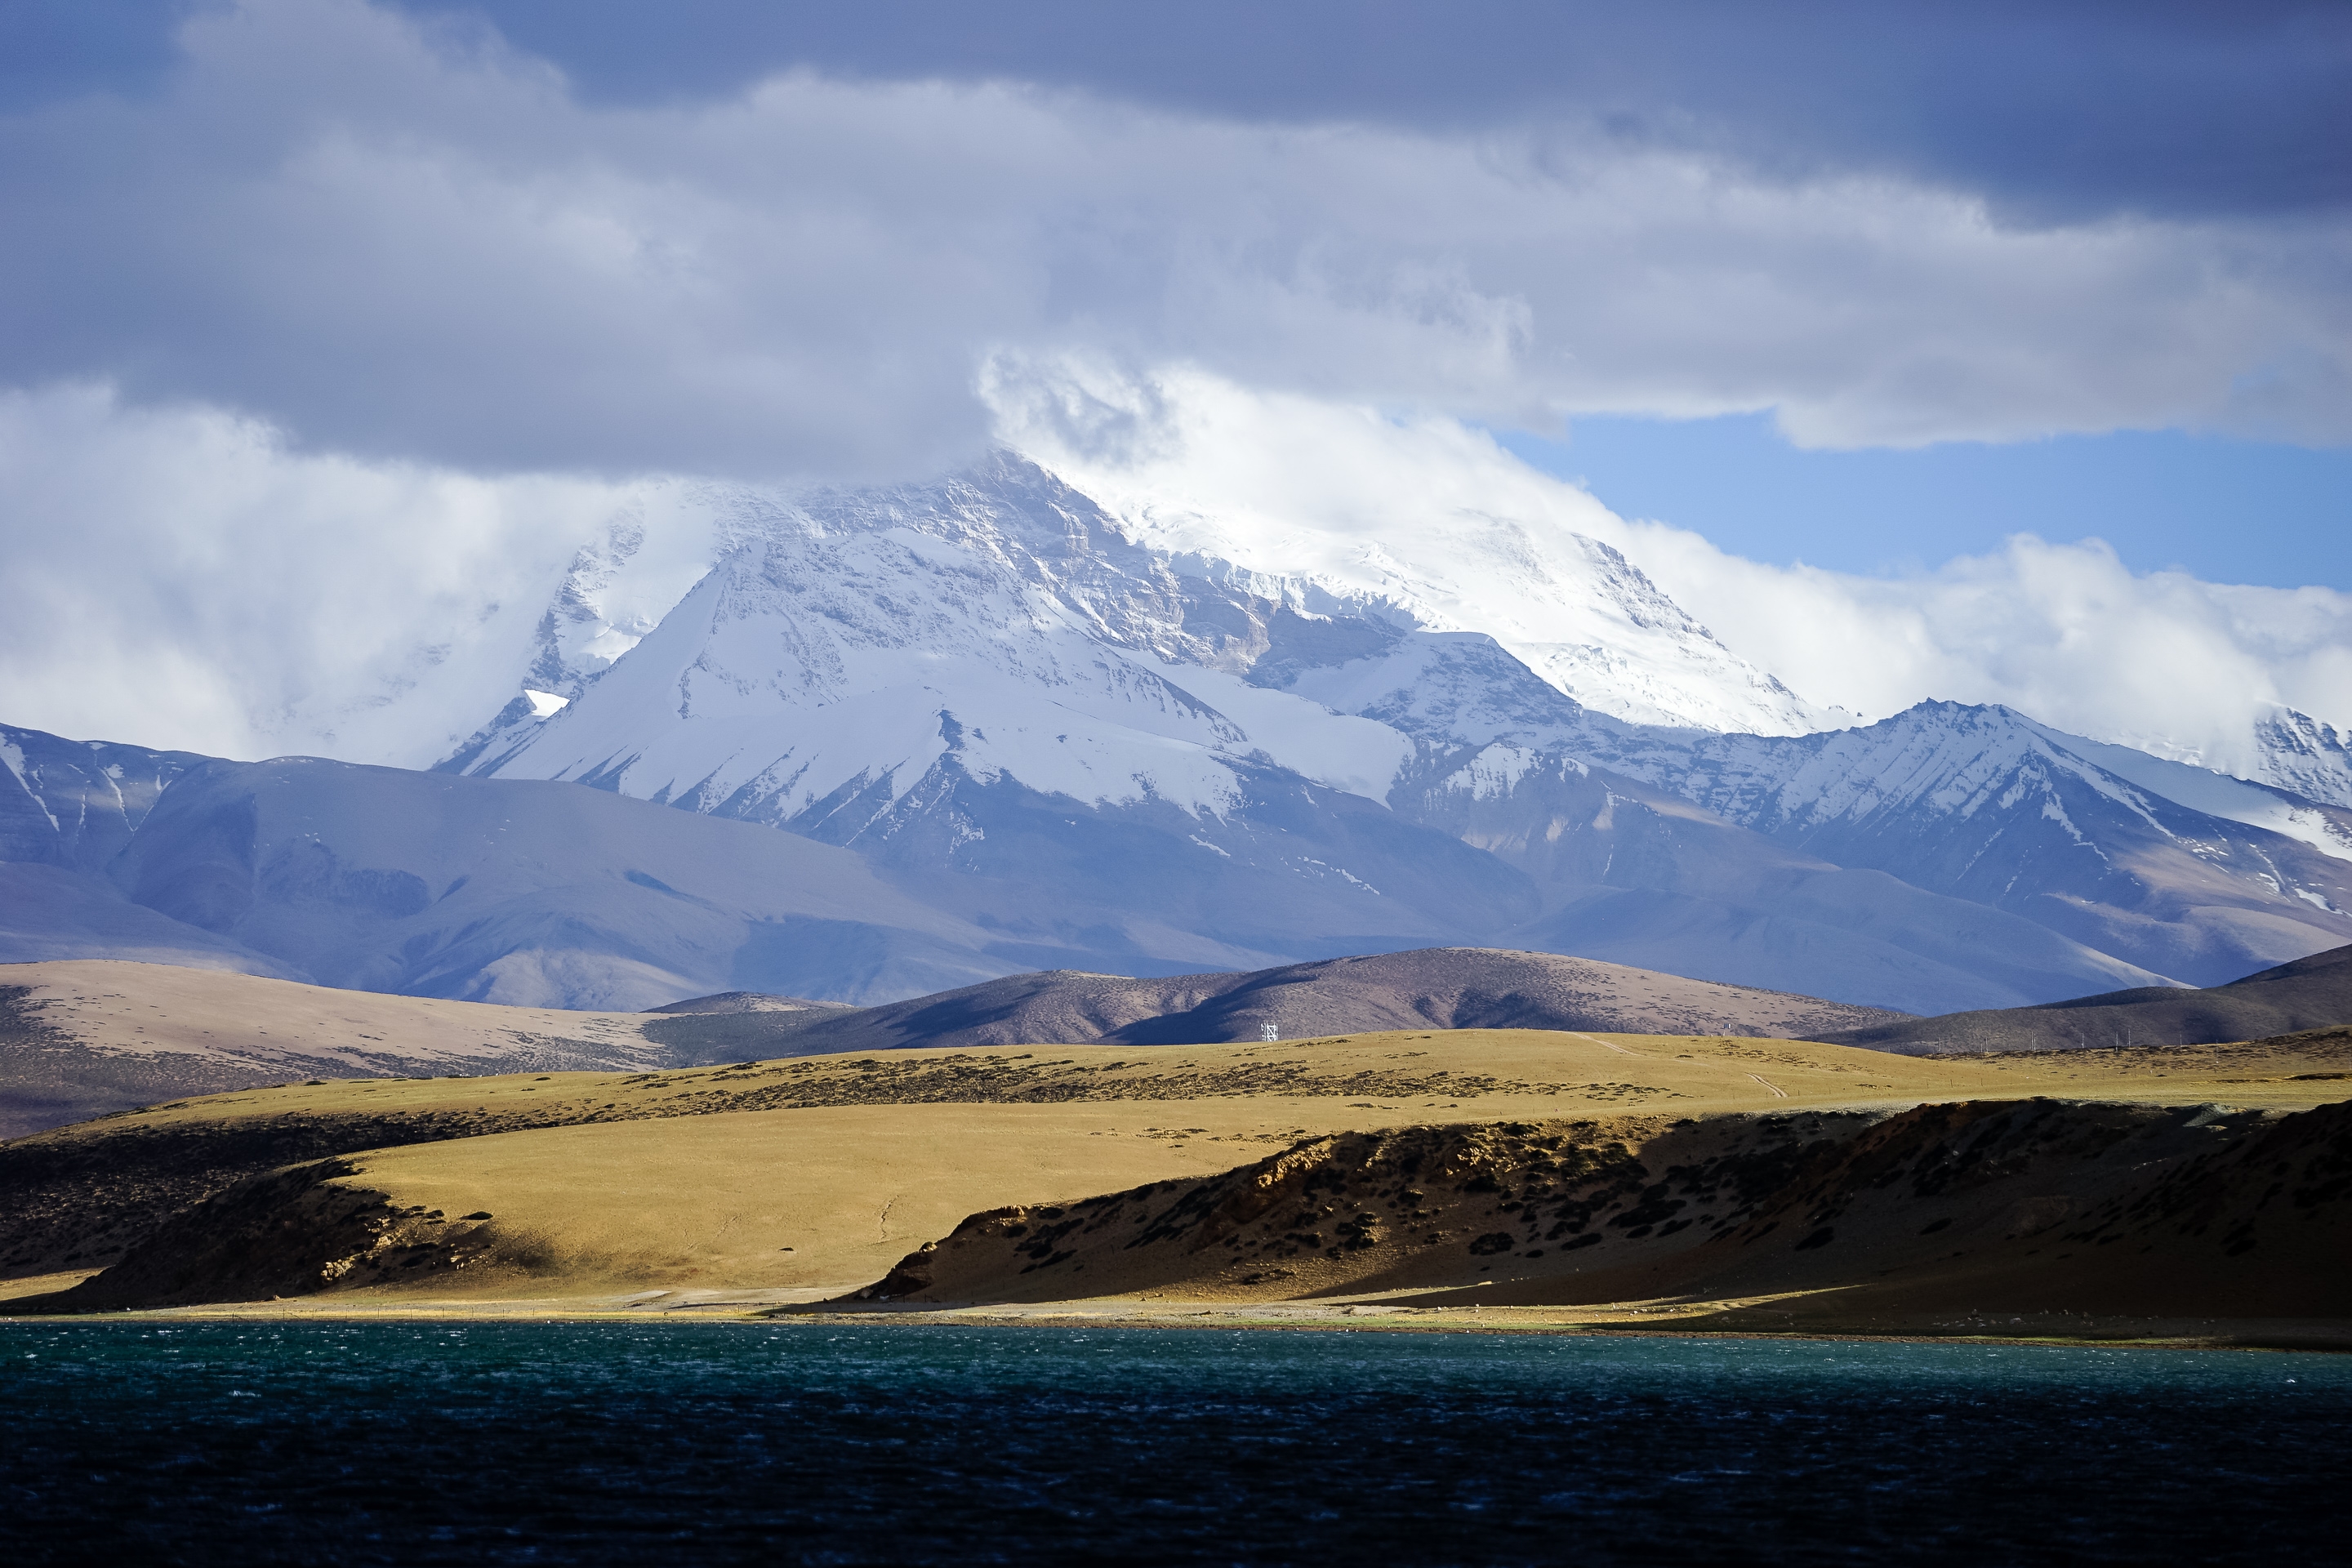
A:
647 991 856 1016
0 1027 1947 1288
639 946 1909 1062
1819 942 2352 1055
2 948 1899 1138
0 960 664 1137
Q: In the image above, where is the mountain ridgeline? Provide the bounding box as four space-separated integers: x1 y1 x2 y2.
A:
1818 943 2352 1055
3 454 2350 1018
636 947 1906 1064
0 947 1904 1137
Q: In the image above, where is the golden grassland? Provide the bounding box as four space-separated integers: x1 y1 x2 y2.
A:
6 1026 2348 1342
55 1021 2352 1135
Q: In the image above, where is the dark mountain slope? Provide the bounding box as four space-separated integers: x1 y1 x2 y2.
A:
1820 943 2352 1054
857 1098 2352 1328
0 725 289 977
646 991 854 1016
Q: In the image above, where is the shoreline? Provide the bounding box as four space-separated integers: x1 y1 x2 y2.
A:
8 1290 2346 1353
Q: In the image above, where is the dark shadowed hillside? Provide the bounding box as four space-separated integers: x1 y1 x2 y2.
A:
848 1097 2352 1326
1820 944 2352 1054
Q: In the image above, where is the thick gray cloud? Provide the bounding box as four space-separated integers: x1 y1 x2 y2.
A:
5 2 2341 793
26 2 2348 221
1 0 2346 486
405 1 2352 225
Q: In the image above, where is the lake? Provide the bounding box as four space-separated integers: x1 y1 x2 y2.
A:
2 1320 2344 1563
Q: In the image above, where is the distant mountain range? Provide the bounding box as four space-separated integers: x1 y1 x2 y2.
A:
3 454 2348 1014
646 940 2350 1065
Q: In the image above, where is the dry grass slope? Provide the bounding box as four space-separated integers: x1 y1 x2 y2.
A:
6 1022 2350 1335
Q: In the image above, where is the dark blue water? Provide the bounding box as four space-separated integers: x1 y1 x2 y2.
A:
2 1321 2344 1565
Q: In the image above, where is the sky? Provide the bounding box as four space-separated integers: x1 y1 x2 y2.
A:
1502 419 2352 589
0 0 2345 765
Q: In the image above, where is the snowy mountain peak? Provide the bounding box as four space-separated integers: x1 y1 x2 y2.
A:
434 451 1846 794
1031 459 1838 737
450 461 1417 825
13 449 2349 1018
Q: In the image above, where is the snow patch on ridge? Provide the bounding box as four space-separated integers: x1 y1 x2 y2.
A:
1444 744 1575 802
0 738 58 833
2023 718 2352 864
1128 654 1412 802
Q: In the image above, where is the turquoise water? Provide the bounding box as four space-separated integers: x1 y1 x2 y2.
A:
2 1321 2345 1564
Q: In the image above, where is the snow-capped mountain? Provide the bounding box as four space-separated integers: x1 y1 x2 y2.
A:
452 458 1419 824
410 455 2336 1009
1089 492 1835 736
1254 628 2350 988
1556 702 2352 986
439 448 1833 781
2057 706 2352 813
430 449 2343 809
2012 718 2352 861
9 452 2344 1016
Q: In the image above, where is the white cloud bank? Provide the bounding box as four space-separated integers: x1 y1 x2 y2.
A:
0 383 641 762
0 0 2346 485
1625 527 2352 773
